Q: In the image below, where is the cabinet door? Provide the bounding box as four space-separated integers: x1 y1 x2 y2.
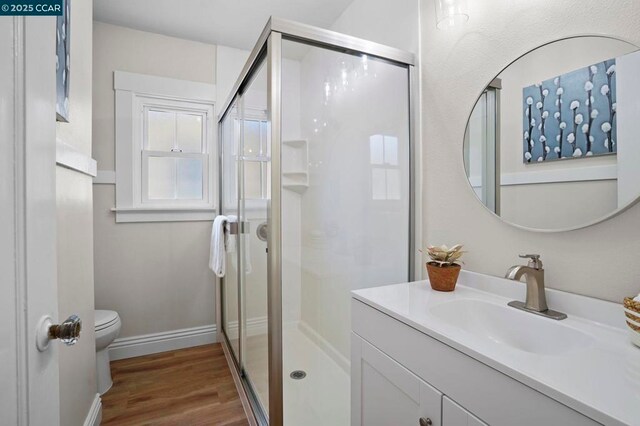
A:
443 396 488 426
352 333 442 426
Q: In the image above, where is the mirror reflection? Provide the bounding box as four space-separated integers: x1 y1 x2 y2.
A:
464 37 640 231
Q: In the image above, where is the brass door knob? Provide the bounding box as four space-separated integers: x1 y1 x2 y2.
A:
36 314 82 351
419 418 433 426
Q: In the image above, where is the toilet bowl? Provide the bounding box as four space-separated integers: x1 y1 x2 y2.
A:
95 310 121 395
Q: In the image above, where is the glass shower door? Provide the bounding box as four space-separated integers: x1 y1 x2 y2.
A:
220 101 240 364
219 20 415 426
220 62 270 422
280 39 411 426
239 60 270 419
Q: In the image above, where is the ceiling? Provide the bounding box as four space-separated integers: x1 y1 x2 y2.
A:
93 0 354 50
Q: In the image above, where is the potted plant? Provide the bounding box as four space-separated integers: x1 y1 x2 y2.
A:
421 244 464 292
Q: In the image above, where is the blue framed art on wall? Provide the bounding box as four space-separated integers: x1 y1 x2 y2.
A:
522 58 617 163
56 0 70 122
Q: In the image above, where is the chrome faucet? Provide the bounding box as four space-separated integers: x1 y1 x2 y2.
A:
505 254 567 320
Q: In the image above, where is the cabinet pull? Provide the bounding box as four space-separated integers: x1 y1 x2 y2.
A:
419 418 432 426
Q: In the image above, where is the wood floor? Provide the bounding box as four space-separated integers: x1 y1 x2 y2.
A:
101 344 249 426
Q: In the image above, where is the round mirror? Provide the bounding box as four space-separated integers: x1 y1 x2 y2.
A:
464 37 640 231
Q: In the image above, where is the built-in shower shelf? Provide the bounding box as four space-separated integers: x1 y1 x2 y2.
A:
282 183 309 194
283 139 308 148
283 172 308 194
283 139 309 194
283 172 307 178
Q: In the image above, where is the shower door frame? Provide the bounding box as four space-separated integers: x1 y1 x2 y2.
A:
217 17 417 426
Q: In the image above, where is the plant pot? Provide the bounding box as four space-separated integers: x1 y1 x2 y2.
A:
426 263 461 292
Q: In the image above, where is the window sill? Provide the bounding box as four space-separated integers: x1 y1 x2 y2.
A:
111 207 217 223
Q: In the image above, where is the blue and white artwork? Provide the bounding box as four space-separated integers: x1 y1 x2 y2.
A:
522 59 616 163
56 0 70 122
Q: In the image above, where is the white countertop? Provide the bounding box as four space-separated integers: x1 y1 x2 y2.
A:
352 271 640 426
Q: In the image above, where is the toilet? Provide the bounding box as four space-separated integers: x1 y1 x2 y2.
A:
95 310 121 395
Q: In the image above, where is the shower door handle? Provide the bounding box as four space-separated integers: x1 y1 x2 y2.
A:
228 221 250 235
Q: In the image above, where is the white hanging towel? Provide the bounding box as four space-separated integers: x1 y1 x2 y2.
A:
210 215 228 277
209 214 252 277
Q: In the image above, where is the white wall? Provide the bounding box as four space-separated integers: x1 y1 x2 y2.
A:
92 22 217 338
56 0 97 424
329 0 419 55
500 180 618 229
421 0 640 302
216 45 250 110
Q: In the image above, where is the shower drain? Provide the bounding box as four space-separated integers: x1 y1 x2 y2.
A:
290 370 307 380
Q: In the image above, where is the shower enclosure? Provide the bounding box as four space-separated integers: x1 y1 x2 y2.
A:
217 18 416 425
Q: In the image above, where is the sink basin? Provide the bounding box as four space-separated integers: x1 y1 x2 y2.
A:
429 299 593 356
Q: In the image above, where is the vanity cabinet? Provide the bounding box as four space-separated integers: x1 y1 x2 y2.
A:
442 397 487 426
351 335 442 426
351 299 600 426
352 333 484 426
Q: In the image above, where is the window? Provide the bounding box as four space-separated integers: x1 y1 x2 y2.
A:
221 107 270 212
114 71 216 222
239 108 270 200
140 99 211 203
370 134 401 200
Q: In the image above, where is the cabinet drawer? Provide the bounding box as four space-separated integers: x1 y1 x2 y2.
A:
352 333 442 426
352 300 600 426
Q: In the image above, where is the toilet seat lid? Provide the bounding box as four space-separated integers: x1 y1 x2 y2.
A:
95 310 119 331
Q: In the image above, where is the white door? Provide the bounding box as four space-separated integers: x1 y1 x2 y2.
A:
351 334 443 426
0 16 61 426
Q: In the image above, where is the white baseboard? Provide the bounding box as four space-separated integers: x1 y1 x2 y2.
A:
224 316 268 340
246 316 268 336
109 324 217 361
83 393 101 426
298 321 350 373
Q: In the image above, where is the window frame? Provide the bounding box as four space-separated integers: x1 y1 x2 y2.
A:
370 134 402 202
221 106 270 213
140 150 209 204
114 71 217 223
136 96 212 207
239 107 270 201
